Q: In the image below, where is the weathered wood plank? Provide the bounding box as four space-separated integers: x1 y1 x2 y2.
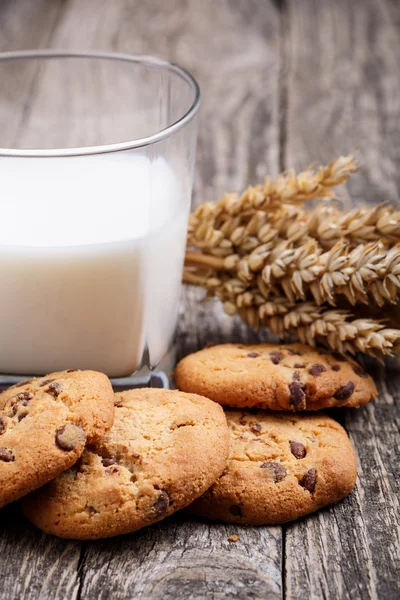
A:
0 0 67 147
284 0 400 598
79 516 282 600
0 1 283 599
284 0 400 207
0 0 65 51
0 504 81 600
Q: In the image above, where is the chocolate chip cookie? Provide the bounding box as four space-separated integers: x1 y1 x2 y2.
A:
0 370 114 508
21 388 230 539
188 410 357 525
175 343 377 410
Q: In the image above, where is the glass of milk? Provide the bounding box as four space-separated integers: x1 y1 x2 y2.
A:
0 50 200 383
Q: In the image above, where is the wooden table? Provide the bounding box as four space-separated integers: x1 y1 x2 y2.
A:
0 1 399 598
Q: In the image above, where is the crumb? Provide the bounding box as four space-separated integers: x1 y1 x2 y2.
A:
228 534 239 542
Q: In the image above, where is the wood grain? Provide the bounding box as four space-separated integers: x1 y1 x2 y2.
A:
79 516 282 600
0 504 81 599
0 0 66 147
284 0 400 207
284 1 400 598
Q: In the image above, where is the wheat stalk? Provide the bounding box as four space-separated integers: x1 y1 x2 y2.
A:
188 155 357 256
185 240 400 307
207 282 400 359
184 154 400 357
189 156 400 260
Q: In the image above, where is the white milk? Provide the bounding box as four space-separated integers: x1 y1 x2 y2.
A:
0 153 188 376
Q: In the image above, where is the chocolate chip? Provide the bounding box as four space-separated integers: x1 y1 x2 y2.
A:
67 369 79 373
250 422 262 434
331 365 341 372
270 351 283 365
260 461 287 482
309 363 327 376
153 490 170 516
290 441 306 459
102 457 117 467
39 378 56 387
331 352 346 361
247 352 260 358
229 504 242 517
114 401 123 408
6 391 33 416
15 392 33 405
0 448 14 462
87 505 98 514
0 418 5 435
287 349 302 356
334 381 355 401
46 382 62 397
353 365 368 378
132 452 141 459
13 379 32 388
292 371 301 382
55 424 86 451
294 363 306 368
300 468 317 493
18 411 29 422
289 381 306 408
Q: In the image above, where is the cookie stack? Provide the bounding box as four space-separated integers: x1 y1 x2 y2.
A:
0 343 377 538
175 343 377 525
0 371 228 539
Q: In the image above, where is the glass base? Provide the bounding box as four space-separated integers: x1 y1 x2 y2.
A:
0 344 176 391
0 370 171 392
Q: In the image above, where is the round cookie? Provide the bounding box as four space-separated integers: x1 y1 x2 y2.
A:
0 370 114 508
21 388 230 539
188 410 357 525
175 343 377 410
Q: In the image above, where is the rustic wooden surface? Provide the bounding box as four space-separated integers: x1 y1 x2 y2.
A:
0 0 399 598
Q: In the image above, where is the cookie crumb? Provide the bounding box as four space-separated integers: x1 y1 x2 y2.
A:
228 534 239 542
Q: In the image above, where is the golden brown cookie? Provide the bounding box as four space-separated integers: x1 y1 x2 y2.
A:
21 388 230 539
175 343 377 410
188 410 357 525
0 370 114 508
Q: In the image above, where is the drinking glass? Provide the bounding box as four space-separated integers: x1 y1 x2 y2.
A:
0 50 200 387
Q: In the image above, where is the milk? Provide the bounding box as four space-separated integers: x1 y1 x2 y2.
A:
0 153 188 376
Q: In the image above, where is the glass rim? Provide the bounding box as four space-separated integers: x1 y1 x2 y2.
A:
0 49 201 157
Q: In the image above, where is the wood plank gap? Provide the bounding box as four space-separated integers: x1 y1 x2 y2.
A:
278 0 289 172
282 525 287 600
76 542 87 600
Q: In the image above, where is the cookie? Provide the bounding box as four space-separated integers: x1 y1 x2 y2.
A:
0 370 114 508
175 343 377 410
188 410 357 525
21 388 230 539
